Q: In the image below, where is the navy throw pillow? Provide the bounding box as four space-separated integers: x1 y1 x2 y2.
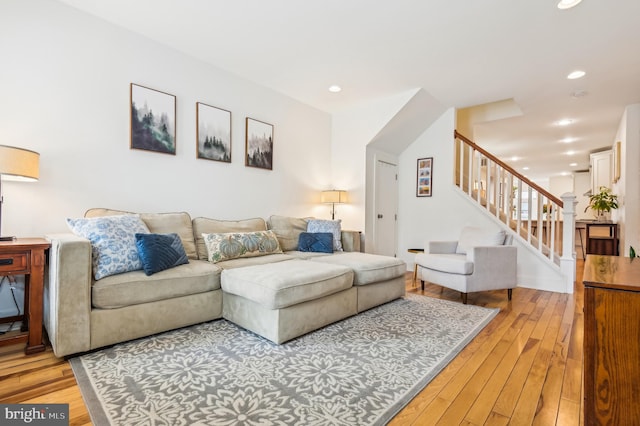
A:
298 232 334 253
135 233 189 276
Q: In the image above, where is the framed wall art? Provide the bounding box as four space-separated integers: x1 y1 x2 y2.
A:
416 157 433 197
130 83 176 155
196 102 232 163
245 117 273 170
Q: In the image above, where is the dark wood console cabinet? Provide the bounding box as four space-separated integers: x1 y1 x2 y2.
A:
583 255 640 424
586 222 618 256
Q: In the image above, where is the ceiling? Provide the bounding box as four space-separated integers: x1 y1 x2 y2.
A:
58 0 640 182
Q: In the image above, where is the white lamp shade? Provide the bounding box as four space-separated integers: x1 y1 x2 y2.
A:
0 145 40 181
321 190 348 204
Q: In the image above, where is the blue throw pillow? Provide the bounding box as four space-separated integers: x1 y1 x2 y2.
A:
298 232 334 253
135 233 189 276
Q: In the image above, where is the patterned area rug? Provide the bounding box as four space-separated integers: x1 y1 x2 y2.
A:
70 294 498 425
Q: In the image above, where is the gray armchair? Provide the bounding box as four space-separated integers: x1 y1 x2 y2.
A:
415 226 517 304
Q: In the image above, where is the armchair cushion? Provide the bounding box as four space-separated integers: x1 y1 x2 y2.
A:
415 253 473 275
455 227 506 255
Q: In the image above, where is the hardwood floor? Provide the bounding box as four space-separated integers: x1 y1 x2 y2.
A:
0 261 585 425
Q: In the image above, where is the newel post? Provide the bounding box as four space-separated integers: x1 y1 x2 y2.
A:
560 193 577 293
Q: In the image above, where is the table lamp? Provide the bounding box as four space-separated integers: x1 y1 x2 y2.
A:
0 145 40 241
320 189 348 220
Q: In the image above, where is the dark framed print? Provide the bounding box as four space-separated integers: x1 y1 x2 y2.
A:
196 102 231 162
416 157 433 197
245 117 273 170
130 83 176 155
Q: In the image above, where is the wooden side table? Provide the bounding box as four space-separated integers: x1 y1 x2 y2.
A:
586 222 618 256
408 248 424 287
0 238 50 354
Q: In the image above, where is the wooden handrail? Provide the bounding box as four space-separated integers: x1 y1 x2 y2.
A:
454 130 563 207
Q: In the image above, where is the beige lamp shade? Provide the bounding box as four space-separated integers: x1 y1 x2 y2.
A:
0 145 40 181
320 190 348 204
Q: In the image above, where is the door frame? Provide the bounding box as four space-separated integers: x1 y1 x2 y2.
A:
365 147 399 255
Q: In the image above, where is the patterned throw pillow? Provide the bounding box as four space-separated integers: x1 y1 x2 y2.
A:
66 214 150 280
307 219 343 251
202 230 283 263
298 232 334 253
135 233 189 276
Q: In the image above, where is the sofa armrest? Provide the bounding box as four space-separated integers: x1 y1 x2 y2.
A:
427 241 458 254
44 233 93 357
341 230 361 252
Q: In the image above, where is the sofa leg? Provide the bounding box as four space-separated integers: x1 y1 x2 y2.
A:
421 280 425 291
461 293 468 304
508 288 513 301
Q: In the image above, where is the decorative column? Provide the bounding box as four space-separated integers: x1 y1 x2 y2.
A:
560 192 578 293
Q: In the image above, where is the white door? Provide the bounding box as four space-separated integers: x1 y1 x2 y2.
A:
374 160 398 257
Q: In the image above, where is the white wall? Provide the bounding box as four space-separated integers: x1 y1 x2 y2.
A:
0 0 333 316
397 108 567 293
613 103 640 255
573 171 592 220
0 0 332 239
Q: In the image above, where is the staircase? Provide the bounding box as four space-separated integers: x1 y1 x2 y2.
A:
454 131 577 291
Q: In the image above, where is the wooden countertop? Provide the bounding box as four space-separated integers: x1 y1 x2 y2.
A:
583 254 640 292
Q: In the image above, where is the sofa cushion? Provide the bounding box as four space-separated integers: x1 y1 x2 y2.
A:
85 208 198 260
307 219 343 251
267 215 310 251
202 230 283 263
455 226 506 255
310 252 406 285
193 217 267 260
216 253 295 269
221 259 353 310
298 232 334 253
415 252 474 275
135 233 189 276
92 260 221 309
67 214 150 280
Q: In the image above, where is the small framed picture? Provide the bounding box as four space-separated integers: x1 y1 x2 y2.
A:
130 83 176 155
416 157 433 197
245 117 273 170
196 102 232 163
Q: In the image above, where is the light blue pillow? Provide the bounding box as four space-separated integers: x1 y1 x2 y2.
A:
66 214 150 280
307 219 342 251
135 233 189 276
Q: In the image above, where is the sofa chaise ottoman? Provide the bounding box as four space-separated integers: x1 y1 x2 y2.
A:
309 252 406 312
221 259 356 343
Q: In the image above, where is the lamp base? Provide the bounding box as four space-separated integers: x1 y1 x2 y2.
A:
0 236 16 242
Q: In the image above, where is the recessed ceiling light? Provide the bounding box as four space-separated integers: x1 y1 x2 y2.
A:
557 119 573 126
560 137 576 143
561 172 570 176
571 89 589 98
523 167 530 171
570 162 578 167
511 156 519 162
557 0 583 10
566 150 576 156
328 85 342 93
567 70 586 79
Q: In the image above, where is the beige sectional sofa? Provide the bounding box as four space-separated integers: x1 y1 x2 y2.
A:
44 209 406 357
